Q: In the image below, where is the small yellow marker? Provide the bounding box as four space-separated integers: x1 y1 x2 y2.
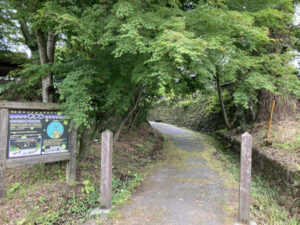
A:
265 96 276 138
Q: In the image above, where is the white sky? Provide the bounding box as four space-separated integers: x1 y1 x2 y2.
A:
293 4 300 70
294 4 300 26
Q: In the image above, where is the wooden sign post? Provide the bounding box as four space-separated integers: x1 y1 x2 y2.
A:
66 127 77 185
100 130 113 209
0 101 77 199
238 132 253 225
0 109 8 199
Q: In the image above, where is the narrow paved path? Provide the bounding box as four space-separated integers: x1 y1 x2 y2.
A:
102 122 237 225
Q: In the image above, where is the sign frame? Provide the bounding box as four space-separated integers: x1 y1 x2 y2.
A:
0 101 77 199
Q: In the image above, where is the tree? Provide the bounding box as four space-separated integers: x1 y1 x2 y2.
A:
160 1 300 127
1 0 300 157
221 0 300 121
147 2 272 128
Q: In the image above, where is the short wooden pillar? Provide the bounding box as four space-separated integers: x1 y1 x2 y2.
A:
238 132 253 225
100 130 113 209
66 126 77 185
0 109 9 199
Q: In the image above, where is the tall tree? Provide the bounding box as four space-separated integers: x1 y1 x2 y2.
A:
3 0 61 102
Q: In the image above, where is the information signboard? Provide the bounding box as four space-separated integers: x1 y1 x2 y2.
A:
0 101 77 199
7 110 69 158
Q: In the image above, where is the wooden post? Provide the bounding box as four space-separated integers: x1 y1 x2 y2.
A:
0 109 9 199
66 127 77 185
238 132 253 225
100 130 113 209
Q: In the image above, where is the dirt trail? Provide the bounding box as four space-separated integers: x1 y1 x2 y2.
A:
98 122 238 225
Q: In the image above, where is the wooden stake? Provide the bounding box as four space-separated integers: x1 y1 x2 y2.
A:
238 132 253 225
66 126 77 185
0 109 9 199
100 130 113 209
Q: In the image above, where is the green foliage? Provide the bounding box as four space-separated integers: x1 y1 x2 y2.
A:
0 50 28 64
112 173 143 205
1 0 300 129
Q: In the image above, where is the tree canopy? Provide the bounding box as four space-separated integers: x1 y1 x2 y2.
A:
1 0 299 133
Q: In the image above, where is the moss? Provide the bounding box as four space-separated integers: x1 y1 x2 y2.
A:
158 131 238 224
158 131 238 190
195 133 239 188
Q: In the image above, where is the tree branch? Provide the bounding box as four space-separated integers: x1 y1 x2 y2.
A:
18 18 37 52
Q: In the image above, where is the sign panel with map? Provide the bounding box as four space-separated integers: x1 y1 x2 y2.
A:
7 110 69 158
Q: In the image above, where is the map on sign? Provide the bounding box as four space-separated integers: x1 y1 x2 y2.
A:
7 110 69 158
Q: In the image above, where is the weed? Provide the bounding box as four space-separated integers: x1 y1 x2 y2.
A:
82 179 95 194
7 182 21 195
135 143 143 148
16 218 26 225
37 196 46 203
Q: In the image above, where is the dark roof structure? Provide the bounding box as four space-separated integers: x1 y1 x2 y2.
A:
0 61 19 77
0 51 27 83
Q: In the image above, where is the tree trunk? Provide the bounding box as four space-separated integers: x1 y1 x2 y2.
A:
114 90 143 142
46 32 56 102
216 71 232 130
36 29 56 103
128 107 141 132
36 29 48 64
78 125 98 161
47 32 56 62
256 90 297 122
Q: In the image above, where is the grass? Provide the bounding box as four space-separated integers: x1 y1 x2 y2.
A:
272 135 300 153
209 134 299 225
